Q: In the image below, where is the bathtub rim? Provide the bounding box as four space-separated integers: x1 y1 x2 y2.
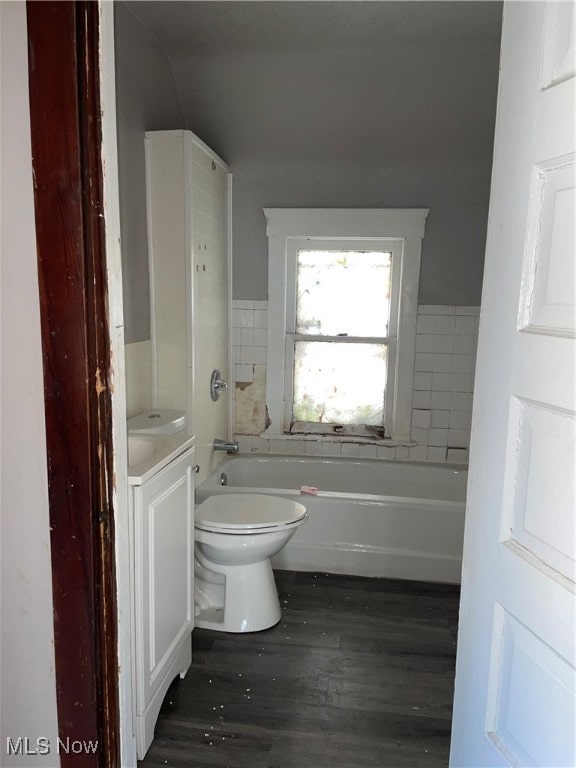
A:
197 454 467 509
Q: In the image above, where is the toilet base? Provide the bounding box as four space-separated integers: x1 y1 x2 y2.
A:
194 556 282 632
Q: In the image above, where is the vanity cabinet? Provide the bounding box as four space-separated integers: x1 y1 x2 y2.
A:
130 446 195 759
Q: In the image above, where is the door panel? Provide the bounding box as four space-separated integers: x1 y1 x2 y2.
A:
450 3 575 765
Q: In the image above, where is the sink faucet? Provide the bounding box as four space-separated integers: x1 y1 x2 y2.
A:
213 438 239 454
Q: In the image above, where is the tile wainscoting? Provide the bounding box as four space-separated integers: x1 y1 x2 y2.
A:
232 301 479 463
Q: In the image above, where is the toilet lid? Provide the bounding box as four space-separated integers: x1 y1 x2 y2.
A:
195 493 307 532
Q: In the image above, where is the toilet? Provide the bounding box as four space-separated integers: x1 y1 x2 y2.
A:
194 494 307 632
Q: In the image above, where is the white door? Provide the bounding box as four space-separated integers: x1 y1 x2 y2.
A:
450 3 575 766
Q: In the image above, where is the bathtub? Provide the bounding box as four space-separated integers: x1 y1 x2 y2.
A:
196 455 467 584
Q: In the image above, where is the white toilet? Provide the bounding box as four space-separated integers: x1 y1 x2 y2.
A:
194 493 307 632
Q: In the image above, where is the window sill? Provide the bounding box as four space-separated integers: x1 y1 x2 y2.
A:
261 431 414 448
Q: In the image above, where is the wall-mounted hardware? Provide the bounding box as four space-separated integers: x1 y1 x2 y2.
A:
213 438 239 454
210 369 228 401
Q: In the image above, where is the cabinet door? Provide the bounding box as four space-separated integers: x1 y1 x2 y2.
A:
134 449 194 714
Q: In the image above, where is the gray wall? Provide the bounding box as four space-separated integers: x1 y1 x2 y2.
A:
115 1 186 343
128 1 502 305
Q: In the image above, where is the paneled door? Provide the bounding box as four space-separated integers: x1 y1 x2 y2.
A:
450 3 575 766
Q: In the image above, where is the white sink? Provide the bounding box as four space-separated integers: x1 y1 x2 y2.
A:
128 435 158 467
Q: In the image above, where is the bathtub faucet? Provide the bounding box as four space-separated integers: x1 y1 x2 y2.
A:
213 438 239 454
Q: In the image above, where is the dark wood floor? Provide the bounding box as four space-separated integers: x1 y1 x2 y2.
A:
139 570 460 768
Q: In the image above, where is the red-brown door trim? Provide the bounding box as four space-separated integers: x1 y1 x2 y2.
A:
26 2 119 765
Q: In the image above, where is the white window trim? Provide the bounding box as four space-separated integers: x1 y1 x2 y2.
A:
264 208 429 442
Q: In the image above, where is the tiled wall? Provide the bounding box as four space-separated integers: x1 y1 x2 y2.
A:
232 301 479 463
411 305 479 463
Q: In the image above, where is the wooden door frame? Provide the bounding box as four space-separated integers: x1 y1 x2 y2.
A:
26 2 120 765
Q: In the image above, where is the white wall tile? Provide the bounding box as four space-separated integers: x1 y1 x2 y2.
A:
449 410 472 430
433 354 453 373
413 372 432 390
268 439 287 455
416 315 435 334
253 328 267 347
251 437 270 453
451 373 473 392
411 427 429 443
429 428 448 446
232 302 479 464
322 441 342 456
432 372 452 391
454 335 476 354
434 334 454 353
447 448 469 463
253 346 267 365
253 310 268 328
431 391 451 410
415 353 434 371
289 439 306 455
430 409 450 428
435 315 456 334
448 429 469 448
412 390 431 409
409 445 428 461
236 364 253 383
455 315 478 335
416 334 435 353
455 306 479 316
412 409 431 429
452 354 475 374
428 446 447 462
358 444 378 458
450 392 473 411
237 436 253 452
240 346 253 363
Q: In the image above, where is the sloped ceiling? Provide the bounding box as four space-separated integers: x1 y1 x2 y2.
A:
126 1 503 167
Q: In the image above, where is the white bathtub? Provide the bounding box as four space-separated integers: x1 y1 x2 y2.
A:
196 455 466 584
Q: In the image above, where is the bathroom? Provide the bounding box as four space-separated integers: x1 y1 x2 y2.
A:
2 1 572 766
117 1 498 763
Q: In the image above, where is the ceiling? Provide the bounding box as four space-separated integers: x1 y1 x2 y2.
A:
128 1 503 53
125 1 503 167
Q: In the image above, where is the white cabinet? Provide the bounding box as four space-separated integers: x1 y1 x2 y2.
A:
130 446 195 759
145 129 231 482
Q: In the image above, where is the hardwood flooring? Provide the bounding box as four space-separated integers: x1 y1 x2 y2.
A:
139 571 460 768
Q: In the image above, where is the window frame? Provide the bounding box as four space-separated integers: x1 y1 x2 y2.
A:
264 208 429 442
285 238 402 435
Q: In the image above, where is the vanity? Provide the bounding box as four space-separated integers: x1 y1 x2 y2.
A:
127 428 195 759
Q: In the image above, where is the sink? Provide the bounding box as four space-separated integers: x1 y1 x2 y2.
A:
128 435 158 467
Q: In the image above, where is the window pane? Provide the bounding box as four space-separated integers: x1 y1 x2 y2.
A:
296 250 392 337
293 341 387 425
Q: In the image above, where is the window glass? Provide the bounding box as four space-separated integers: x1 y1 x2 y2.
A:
293 341 387 425
296 250 392 337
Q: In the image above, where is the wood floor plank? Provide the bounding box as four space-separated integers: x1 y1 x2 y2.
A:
139 571 460 768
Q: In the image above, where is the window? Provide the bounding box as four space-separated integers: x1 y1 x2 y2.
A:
264 209 429 442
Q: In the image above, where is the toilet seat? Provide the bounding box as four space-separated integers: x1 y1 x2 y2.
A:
195 493 307 535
